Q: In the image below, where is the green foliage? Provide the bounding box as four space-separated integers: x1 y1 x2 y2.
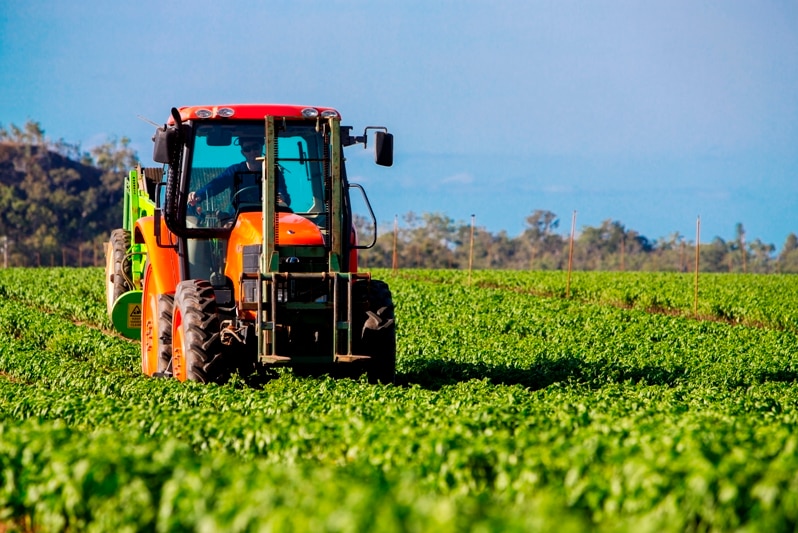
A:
2 267 798 531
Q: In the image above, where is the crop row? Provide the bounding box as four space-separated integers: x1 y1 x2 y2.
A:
2 268 796 390
0 267 109 326
1 268 798 531
2 267 797 334
399 269 798 332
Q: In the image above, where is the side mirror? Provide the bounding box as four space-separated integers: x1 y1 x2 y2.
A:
152 107 184 164
152 126 180 164
374 131 394 167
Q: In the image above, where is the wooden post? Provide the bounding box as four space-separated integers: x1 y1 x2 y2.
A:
741 230 747 273
468 214 475 285
694 216 700 318
567 210 576 298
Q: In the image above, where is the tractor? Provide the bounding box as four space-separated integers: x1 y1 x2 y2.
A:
105 104 396 383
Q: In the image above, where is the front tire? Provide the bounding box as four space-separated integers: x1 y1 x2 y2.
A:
141 262 173 377
172 279 228 383
354 279 397 384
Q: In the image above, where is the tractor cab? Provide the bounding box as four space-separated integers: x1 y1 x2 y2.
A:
127 104 397 383
153 106 392 283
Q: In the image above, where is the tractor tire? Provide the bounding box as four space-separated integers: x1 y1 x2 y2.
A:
155 293 174 376
172 279 228 384
105 228 132 318
353 279 397 384
141 261 173 377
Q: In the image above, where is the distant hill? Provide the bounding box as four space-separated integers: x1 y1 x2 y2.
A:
0 143 103 188
0 140 128 266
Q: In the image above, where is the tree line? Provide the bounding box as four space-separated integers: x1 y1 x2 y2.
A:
1 119 796 272
356 212 798 274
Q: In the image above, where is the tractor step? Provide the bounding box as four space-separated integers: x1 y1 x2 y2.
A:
335 354 372 363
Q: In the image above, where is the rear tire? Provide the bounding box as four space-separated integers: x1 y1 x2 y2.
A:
172 279 228 384
141 261 173 377
354 279 396 384
105 229 131 318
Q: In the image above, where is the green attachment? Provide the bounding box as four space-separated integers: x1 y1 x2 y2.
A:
122 166 158 288
111 290 143 340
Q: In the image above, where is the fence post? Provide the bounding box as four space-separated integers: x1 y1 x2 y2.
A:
567 210 576 298
468 214 475 285
694 216 700 318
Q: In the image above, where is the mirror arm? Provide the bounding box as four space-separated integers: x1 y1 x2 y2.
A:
349 183 378 249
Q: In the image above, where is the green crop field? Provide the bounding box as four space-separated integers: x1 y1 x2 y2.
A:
1 267 798 532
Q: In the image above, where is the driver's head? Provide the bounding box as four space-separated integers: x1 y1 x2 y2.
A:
239 137 264 156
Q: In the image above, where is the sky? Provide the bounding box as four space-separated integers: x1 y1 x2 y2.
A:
1 1 796 249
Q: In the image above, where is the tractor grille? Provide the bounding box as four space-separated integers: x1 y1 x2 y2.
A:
243 244 261 273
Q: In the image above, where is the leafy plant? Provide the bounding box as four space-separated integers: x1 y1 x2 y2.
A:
1 267 798 531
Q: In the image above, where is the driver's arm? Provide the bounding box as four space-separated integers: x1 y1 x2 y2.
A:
189 166 235 205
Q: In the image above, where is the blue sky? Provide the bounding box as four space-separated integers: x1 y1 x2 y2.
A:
1 1 796 248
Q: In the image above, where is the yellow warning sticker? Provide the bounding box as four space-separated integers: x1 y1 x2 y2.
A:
128 304 142 329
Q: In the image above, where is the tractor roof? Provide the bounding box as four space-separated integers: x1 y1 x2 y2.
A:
168 104 341 123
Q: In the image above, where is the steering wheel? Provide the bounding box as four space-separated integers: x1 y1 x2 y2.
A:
231 185 261 206
231 185 293 212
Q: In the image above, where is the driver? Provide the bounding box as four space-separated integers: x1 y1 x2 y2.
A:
187 136 291 208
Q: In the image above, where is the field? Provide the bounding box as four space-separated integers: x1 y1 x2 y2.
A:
1 267 798 532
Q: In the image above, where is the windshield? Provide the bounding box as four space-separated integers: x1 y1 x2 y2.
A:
187 121 328 229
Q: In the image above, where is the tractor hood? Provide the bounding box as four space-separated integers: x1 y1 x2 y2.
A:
228 211 325 251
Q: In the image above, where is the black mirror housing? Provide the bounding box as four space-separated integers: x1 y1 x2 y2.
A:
152 126 180 164
374 132 393 167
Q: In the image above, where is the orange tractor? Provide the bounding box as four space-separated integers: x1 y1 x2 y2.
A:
105 104 396 383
